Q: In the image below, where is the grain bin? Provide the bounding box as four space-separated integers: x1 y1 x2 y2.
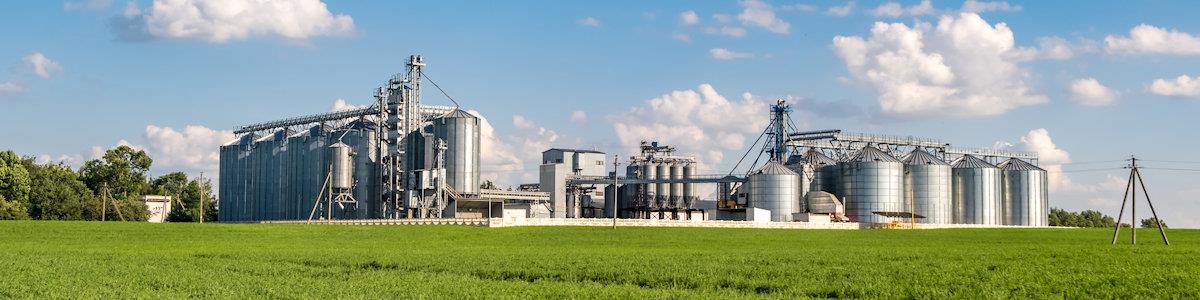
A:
839 146 904 224
748 161 799 221
998 158 1049 226
951 155 1002 225
432 109 481 195
903 148 952 224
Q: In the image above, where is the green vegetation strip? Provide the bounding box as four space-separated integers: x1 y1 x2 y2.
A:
1 221 1196 298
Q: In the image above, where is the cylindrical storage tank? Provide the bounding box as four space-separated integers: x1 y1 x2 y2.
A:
642 162 657 207
999 158 1049 226
604 184 617 218
682 163 695 207
330 142 353 190
952 155 1002 225
669 162 683 208
839 146 904 224
748 162 799 222
655 162 668 207
902 148 953 224
808 150 840 196
432 109 481 195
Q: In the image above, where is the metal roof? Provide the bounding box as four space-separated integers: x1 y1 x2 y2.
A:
440 109 476 119
951 155 998 169
543 148 605 154
998 158 1045 171
803 149 838 165
903 148 949 166
846 146 901 163
752 161 798 175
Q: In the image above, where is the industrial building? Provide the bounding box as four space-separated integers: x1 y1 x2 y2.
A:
218 54 1049 226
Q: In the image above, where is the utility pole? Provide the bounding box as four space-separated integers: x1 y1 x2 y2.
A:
612 155 619 229
1111 155 1169 245
199 172 205 224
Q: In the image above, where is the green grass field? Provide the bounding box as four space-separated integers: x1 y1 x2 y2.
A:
0 221 1196 299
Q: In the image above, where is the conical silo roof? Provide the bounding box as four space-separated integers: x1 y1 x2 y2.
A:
803 149 838 166
903 148 949 166
441 109 477 119
751 161 798 175
846 146 900 163
951 155 997 169
998 158 1045 171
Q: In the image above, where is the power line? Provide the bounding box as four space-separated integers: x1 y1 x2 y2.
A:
419 70 461 109
1140 167 1200 172
1052 167 1124 173
1139 159 1200 164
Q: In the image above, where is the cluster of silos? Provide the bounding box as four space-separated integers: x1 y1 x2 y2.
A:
951 155 1002 225
622 158 695 218
902 148 952 224
998 158 1049 226
838 146 904 224
784 149 839 213
747 161 799 221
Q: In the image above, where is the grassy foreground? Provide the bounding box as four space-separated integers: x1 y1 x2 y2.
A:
0 221 1196 299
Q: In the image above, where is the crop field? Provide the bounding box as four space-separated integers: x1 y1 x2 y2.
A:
0 221 1196 299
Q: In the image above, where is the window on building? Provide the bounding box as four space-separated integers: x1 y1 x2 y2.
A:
596 161 603 166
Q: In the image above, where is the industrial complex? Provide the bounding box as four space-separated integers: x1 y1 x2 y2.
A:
218 55 1049 227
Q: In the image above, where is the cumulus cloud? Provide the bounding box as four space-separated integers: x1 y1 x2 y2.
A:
570 110 588 123
825 1 855 16
608 84 769 170
832 13 1047 117
110 0 355 43
1105 24 1200 55
710 48 754 60
704 26 747 38
737 0 790 34
1147 74 1200 97
679 10 699 26
1067 78 1118 106
1020 128 1078 193
868 0 934 18
781 4 818 12
64 0 112 11
143 125 236 173
672 33 691 43
960 0 1021 13
328 98 366 112
576 17 601 27
23 52 62 79
0 82 24 95
469 111 566 187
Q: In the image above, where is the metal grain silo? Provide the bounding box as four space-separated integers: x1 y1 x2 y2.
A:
839 146 904 224
642 162 657 208
655 162 668 208
669 162 683 207
682 163 695 207
903 148 953 224
748 161 799 222
604 184 616 218
433 109 481 195
951 155 1002 225
330 142 354 190
998 158 1049 226
786 149 840 213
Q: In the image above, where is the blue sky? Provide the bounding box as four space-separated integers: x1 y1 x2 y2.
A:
2 0 1199 226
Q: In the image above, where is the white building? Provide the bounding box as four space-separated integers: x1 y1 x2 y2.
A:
140 195 173 223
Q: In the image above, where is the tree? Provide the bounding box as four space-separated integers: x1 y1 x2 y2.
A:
79 146 152 221
150 172 216 222
0 150 31 220
20 159 92 220
1140 218 1167 229
1048 208 1115 228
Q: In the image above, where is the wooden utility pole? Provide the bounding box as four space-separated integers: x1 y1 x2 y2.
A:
1111 156 1169 245
612 155 619 229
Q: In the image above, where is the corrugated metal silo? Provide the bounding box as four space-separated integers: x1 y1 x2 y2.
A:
682 163 695 207
839 146 904 224
951 155 1002 225
433 109 481 195
748 161 799 222
642 162 657 208
999 158 1049 226
669 162 683 207
655 162 668 208
902 148 953 224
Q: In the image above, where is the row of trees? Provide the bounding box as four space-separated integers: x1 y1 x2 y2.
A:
0 146 215 221
1048 208 1166 228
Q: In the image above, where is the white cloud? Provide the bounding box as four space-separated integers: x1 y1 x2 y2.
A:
1020 128 1076 193
679 10 699 26
712 14 734 23
1147 74 1200 97
143 125 236 173
832 13 1047 117
1033 37 1074 60
577 16 601 27
609 84 770 177
868 0 933 18
825 1 855 16
1105 24 1200 55
1067 78 1119 106
64 0 112 11
23 52 62 79
328 98 365 112
113 0 355 43
704 26 747 38
738 0 790 34
710 48 754 60
672 33 691 43
471 112 564 186
960 0 1021 13
570 110 588 123
0 82 24 95
781 4 818 12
